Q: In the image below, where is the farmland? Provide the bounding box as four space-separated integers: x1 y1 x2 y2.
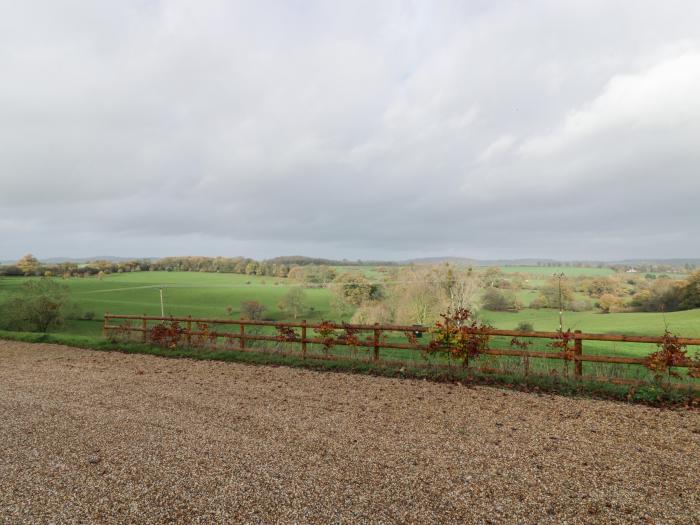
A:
490 265 615 276
2 263 699 385
1 267 698 341
2 265 700 387
0 272 335 337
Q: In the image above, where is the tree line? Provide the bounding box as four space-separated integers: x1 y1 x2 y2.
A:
0 254 399 279
1 254 294 278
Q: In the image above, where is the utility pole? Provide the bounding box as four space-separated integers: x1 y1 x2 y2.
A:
554 272 565 331
159 287 165 317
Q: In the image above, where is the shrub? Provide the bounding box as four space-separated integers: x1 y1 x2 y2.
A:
316 321 338 355
0 265 23 276
1 278 70 332
516 321 534 332
240 300 265 320
482 288 521 311
426 308 491 367
149 321 185 349
529 297 546 309
570 299 593 312
645 330 690 384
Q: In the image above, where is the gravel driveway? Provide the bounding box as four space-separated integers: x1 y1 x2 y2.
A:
1 340 698 524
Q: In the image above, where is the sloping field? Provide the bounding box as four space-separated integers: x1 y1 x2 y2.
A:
1 342 698 524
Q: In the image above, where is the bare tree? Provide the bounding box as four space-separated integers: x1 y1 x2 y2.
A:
389 264 480 326
277 287 308 319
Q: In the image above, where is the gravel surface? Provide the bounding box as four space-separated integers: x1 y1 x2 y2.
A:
1 340 699 524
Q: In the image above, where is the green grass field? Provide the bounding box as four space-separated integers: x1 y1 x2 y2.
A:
0 272 337 337
1 271 698 385
332 266 389 279
2 271 698 338
490 265 615 276
481 307 700 336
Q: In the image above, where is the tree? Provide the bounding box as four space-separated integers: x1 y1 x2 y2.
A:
630 280 681 312
597 293 624 313
17 254 39 275
587 277 619 298
480 267 505 288
535 278 575 310
245 261 259 275
441 266 479 312
677 270 700 310
277 287 308 319
394 275 440 325
1 278 70 332
350 303 392 324
286 266 306 282
384 265 479 326
482 288 521 311
240 300 265 320
329 272 382 310
0 265 23 276
384 266 437 325
286 265 336 286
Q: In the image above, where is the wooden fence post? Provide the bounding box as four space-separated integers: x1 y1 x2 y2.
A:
186 315 192 347
240 322 246 350
574 330 583 378
142 314 148 342
103 312 109 339
373 323 380 362
301 320 307 359
523 355 530 377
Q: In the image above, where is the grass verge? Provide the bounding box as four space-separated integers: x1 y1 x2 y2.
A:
1 329 697 408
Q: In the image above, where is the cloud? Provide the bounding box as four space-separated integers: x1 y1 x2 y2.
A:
1 1 700 260
520 52 700 158
478 135 516 163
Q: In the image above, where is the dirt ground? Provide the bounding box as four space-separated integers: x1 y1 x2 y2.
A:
0 340 698 524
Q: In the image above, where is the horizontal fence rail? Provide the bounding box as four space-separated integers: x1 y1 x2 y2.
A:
103 313 700 387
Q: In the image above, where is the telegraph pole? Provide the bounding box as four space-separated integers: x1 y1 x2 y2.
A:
553 272 565 331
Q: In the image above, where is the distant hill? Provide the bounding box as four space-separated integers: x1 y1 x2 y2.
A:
405 256 480 266
405 257 568 266
405 257 700 268
609 258 700 266
266 255 398 267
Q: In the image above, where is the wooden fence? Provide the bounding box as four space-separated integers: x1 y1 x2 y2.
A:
103 313 700 386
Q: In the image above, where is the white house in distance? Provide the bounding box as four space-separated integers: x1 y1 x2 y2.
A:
626 268 638 273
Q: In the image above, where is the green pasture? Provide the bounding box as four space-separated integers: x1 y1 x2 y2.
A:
0 272 337 337
491 265 615 277
479 307 700 382
1 272 699 385
2 271 699 339
481 307 700 336
332 266 389 280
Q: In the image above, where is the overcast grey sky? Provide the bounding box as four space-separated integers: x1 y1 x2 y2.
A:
1 1 699 261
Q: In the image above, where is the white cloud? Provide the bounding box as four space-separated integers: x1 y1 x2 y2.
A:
478 135 516 163
520 52 700 158
1 1 700 260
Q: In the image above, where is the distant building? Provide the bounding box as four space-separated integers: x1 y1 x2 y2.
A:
626 268 638 273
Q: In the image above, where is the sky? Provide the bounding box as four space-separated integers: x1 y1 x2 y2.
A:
1 1 700 262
